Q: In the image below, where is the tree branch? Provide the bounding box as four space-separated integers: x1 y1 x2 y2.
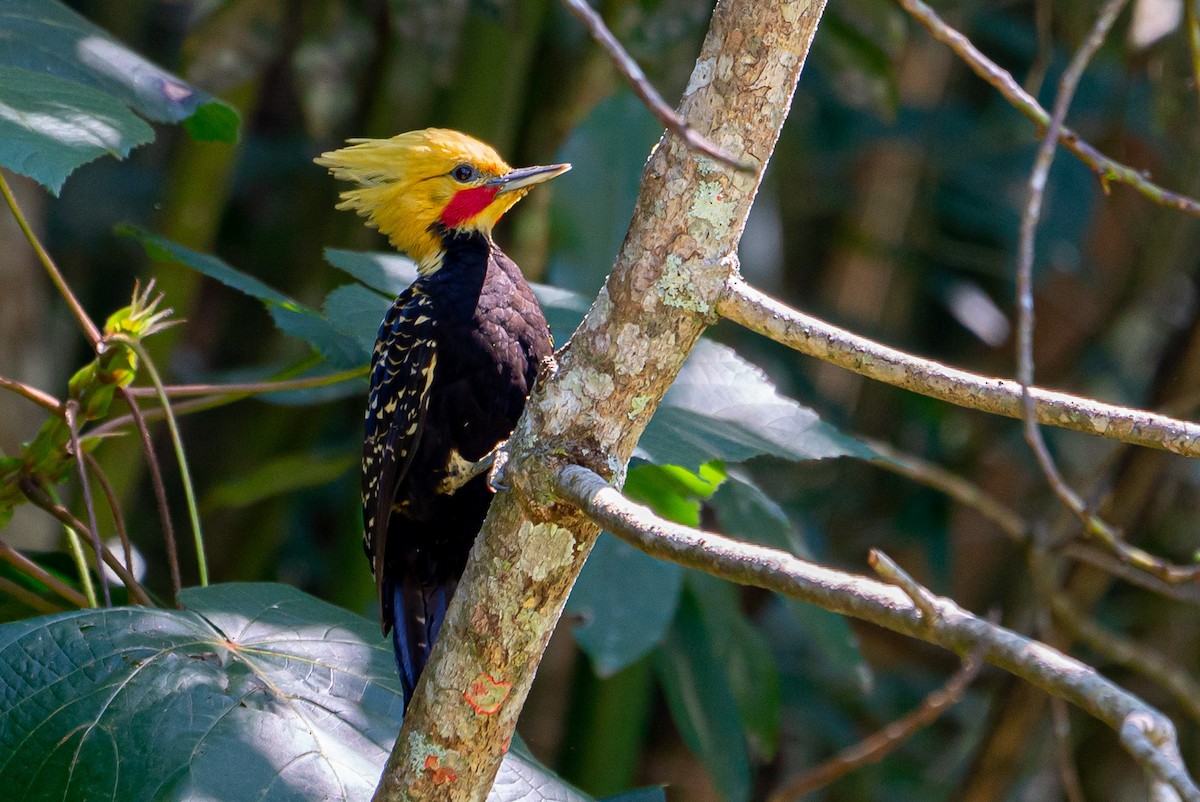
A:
768 651 984 801
717 277 1200 457
371 0 830 797
896 0 1200 217
553 464 1200 801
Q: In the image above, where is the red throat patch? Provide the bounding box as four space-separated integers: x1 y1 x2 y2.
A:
440 185 500 228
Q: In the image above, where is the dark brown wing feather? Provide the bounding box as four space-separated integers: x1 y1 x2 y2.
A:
361 285 437 633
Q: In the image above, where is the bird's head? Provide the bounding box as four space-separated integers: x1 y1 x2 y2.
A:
316 128 570 273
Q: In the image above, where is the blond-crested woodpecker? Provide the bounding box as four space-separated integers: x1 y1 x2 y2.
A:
317 129 568 708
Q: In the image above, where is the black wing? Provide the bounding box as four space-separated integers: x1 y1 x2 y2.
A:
362 285 437 632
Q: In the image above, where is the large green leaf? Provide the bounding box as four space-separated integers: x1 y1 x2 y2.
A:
638 339 876 470
568 532 682 678
687 572 780 761
654 590 751 802
122 228 368 368
0 66 154 196
711 476 871 690
0 0 238 192
567 463 723 677
547 92 662 297
0 583 611 802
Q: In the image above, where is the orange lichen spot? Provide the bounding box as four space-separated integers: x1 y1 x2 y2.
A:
424 755 457 786
464 672 512 715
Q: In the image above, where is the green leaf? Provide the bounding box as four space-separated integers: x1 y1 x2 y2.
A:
203 451 356 511
325 248 418 297
600 789 667 802
182 100 241 143
268 306 369 369
323 283 392 355
0 0 238 191
121 228 368 368
0 583 607 802
638 339 877 470
654 590 751 802
711 476 871 690
568 462 722 677
120 225 294 305
0 66 154 195
568 533 683 677
688 572 781 760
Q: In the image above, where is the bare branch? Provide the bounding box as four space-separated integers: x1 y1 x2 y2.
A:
83 452 133 587
768 651 983 801
0 576 63 615
864 438 1027 542
869 549 938 623
0 539 88 608
117 387 181 601
65 402 110 606
1047 582 1200 724
0 173 103 346
0 375 62 414
718 277 1200 458
896 0 1200 216
1187 0 1200 111
19 479 152 606
559 0 752 172
553 464 1200 801
1011 0 1194 587
122 366 365 398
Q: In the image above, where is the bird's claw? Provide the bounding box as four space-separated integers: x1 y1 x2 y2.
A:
488 444 511 493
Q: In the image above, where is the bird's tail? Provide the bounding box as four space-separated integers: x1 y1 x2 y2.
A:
393 577 456 710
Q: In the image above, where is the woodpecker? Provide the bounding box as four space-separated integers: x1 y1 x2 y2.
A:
316 129 568 708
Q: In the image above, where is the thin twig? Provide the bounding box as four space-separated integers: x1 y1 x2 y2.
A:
42 482 98 608
1015 0 1146 578
20 479 151 605
896 0 1200 216
1047 583 1200 724
1186 0 1200 111
0 375 62 414
1062 544 1200 605
117 387 181 600
112 336 207 587
768 651 984 801
559 0 753 172
95 363 365 438
1025 0 1053 97
0 539 88 608
866 439 1200 604
64 402 110 606
553 464 1200 800
82 452 132 585
122 366 366 398
717 278 1200 458
0 576 63 615
864 438 1027 542
1050 698 1087 802
869 550 938 623
0 173 102 346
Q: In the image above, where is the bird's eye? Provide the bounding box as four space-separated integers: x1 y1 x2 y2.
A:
451 164 476 183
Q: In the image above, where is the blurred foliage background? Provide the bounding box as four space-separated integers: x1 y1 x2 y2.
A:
3 0 1200 800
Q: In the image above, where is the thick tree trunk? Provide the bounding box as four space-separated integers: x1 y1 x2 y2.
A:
371 0 830 798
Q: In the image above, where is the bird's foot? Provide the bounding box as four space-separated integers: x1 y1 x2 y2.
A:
487 444 511 493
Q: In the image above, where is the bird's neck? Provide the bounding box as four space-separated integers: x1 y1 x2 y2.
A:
418 227 492 279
